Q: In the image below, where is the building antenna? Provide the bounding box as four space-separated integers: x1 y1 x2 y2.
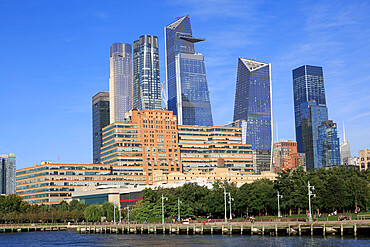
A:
343 121 346 142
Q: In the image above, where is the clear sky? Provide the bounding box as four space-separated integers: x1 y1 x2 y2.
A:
1 0 369 169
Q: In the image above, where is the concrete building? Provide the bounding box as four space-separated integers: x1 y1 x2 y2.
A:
16 161 130 205
153 168 278 187
272 140 306 173
340 123 351 165
359 149 370 171
1 154 16 195
92 91 110 164
101 109 253 185
109 43 133 123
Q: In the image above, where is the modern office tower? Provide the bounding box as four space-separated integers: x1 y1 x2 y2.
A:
165 14 213 126
340 123 351 165
16 161 125 205
109 43 133 123
293 65 326 153
359 149 370 171
92 92 110 164
100 109 253 185
300 101 328 170
0 154 16 195
272 140 306 173
317 120 341 168
233 57 273 174
133 35 161 110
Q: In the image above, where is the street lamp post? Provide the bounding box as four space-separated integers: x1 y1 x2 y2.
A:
277 191 283 217
162 194 168 225
119 205 121 223
228 193 234 220
178 198 182 221
223 187 228 224
125 205 130 223
114 203 116 225
308 181 316 224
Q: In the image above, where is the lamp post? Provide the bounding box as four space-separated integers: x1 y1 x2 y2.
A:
125 205 130 223
114 203 116 225
308 181 316 224
119 204 122 223
178 198 182 221
162 194 168 225
277 191 283 217
224 187 228 224
228 192 234 220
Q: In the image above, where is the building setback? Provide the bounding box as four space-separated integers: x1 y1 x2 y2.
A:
133 35 161 110
165 14 213 126
272 140 306 173
100 109 253 185
293 65 326 153
15 161 127 205
1 154 16 195
109 43 133 123
92 92 110 164
232 58 273 174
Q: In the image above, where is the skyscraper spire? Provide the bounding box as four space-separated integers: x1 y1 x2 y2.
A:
343 121 346 142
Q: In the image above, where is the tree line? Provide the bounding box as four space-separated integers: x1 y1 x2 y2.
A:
0 166 369 223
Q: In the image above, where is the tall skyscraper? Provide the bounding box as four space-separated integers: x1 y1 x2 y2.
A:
165 14 213 126
317 120 341 168
300 101 328 170
92 92 110 164
293 65 326 153
0 154 16 195
133 35 161 110
233 58 273 173
109 43 133 123
340 122 351 165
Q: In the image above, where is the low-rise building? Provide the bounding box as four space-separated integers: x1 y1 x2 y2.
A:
272 140 305 173
16 161 129 205
359 149 370 171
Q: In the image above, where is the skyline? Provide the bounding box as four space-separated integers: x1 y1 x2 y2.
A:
1 0 369 169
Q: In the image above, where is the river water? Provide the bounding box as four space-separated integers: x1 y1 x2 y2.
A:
0 231 369 246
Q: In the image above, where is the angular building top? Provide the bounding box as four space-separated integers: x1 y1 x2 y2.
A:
165 14 213 126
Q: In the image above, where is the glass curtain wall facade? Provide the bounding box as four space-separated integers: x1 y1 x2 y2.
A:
300 101 328 170
133 35 161 110
109 43 133 123
92 92 110 164
233 58 273 173
293 65 326 153
0 154 16 195
165 14 213 126
317 120 341 168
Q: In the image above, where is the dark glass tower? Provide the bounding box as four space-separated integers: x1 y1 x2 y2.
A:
317 120 341 168
92 92 110 164
233 58 272 150
233 58 272 174
165 14 213 126
300 101 328 170
133 35 161 110
0 154 16 195
293 65 326 153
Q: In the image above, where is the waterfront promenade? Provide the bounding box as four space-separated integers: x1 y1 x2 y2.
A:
1 219 370 237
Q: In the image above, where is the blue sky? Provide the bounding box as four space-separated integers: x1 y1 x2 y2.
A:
1 0 369 169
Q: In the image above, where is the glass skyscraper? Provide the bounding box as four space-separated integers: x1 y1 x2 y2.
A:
317 120 341 168
109 43 133 123
293 65 326 153
233 58 272 173
300 101 328 170
92 92 110 164
1 154 16 195
165 14 213 126
133 35 161 110
233 58 272 151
